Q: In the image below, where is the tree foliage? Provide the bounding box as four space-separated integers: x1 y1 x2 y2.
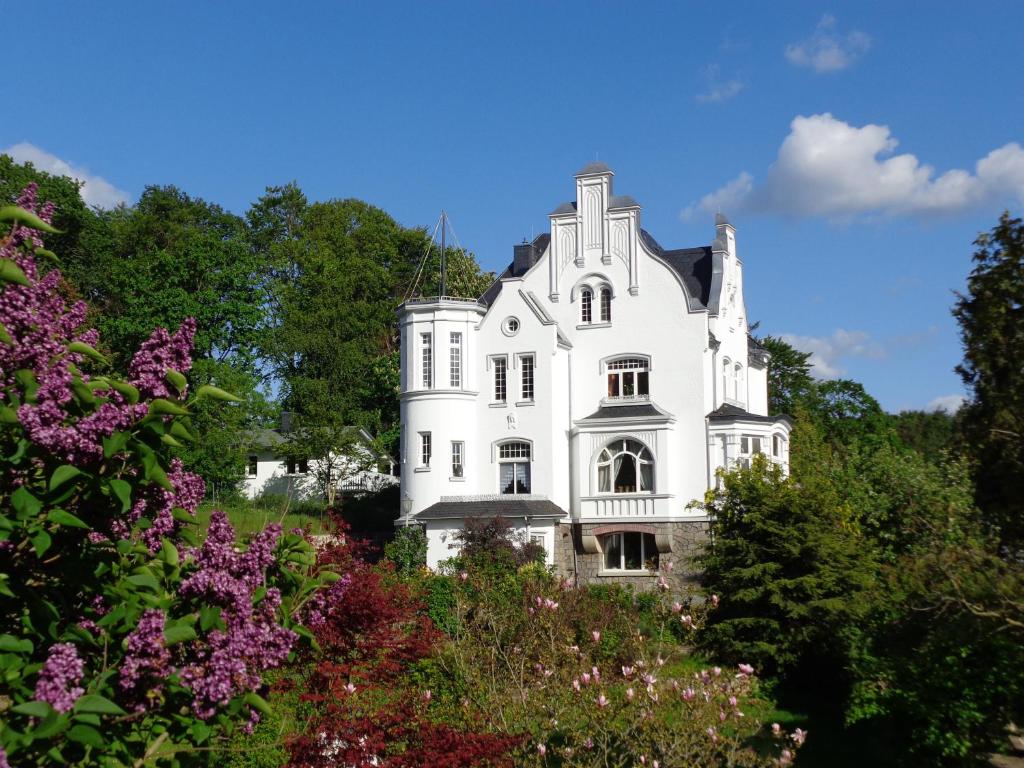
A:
952 211 1024 547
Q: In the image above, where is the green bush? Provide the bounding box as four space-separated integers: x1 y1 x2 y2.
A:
384 525 427 577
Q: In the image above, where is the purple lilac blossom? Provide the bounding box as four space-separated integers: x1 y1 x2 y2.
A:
34 642 85 713
119 610 172 710
127 317 196 401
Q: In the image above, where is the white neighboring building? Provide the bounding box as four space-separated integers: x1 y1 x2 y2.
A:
242 426 397 502
397 163 790 585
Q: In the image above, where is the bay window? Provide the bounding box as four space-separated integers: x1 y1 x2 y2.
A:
597 439 654 493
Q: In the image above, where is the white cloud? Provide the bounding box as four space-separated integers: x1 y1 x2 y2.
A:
2 142 129 209
927 394 966 413
696 64 745 104
780 329 885 379
683 114 1024 220
785 15 871 73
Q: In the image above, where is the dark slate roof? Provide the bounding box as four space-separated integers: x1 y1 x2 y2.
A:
639 228 712 309
707 403 778 424
417 499 568 520
578 403 669 421
575 161 613 176
550 201 577 215
608 194 640 209
479 233 550 306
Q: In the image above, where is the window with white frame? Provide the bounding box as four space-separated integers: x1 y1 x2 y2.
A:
734 363 743 403
498 441 531 494
449 332 462 388
737 434 763 468
520 354 534 401
597 438 654 493
580 287 593 323
421 333 432 388
606 357 650 400
721 358 731 402
420 432 432 468
493 356 507 402
602 531 658 571
451 440 464 478
600 286 612 322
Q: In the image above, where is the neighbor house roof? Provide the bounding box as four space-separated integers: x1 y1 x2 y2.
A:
417 498 568 521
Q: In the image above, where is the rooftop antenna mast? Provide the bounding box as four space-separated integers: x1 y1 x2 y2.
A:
439 209 446 299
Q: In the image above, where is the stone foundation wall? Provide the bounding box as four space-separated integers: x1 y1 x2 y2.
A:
554 520 709 590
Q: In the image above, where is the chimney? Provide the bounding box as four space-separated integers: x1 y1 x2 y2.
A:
513 239 538 276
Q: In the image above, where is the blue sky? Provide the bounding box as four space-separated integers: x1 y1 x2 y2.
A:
9 1 1024 412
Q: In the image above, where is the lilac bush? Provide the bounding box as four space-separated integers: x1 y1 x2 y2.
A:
0 186 334 765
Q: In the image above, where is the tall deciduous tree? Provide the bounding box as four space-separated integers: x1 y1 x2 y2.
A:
952 211 1024 547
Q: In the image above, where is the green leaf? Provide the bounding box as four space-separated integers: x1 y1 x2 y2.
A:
148 398 190 417
160 433 184 448
171 507 195 523
0 259 29 286
11 486 40 519
48 509 90 530
109 478 132 513
244 692 274 717
195 384 243 403
0 633 32 652
31 711 70 739
32 530 52 557
49 464 82 491
0 322 11 346
34 247 60 263
199 605 223 632
0 205 62 233
102 431 130 458
106 379 139 404
165 369 188 393
74 694 126 716
163 624 197 645
0 405 18 424
144 456 173 491
70 377 95 405
169 420 196 442
160 539 179 567
13 700 54 718
191 720 212 744
127 573 161 592
68 724 105 748
67 341 109 366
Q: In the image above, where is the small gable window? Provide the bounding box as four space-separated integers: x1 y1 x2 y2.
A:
580 287 593 324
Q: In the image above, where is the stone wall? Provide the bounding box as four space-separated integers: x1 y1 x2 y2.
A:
554 520 710 590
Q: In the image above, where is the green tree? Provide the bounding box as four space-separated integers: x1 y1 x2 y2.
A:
699 419 877 688
890 409 955 463
759 335 816 416
952 211 1024 547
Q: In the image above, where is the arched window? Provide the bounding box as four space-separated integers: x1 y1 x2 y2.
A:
721 358 731 402
600 286 612 322
597 439 654 493
734 363 743 402
498 441 531 495
606 357 649 400
580 288 593 324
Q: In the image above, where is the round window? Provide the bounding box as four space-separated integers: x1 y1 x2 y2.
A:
502 316 520 336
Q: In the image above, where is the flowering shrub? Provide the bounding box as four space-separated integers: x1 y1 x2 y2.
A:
431 566 800 767
288 522 521 767
0 188 332 765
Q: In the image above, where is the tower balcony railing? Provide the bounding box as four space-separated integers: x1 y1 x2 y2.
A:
600 393 652 407
403 295 486 307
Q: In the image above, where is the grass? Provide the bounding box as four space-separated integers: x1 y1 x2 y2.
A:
195 498 331 539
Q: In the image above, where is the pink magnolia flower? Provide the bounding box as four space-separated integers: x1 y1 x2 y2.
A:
681 614 694 628
712 666 722 677
626 687 635 701
665 560 674 572
671 601 683 613
779 749 793 766
640 756 646 765
423 690 432 701
622 665 634 677
596 693 609 708
682 687 696 701
728 695 738 707
791 728 807 746
591 666 600 681
738 663 754 676
656 656 665 667
710 594 720 608
537 743 547 756
584 738 593 749
343 683 356 694
591 630 601 643
572 678 581 692
772 723 782 736
459 571 468 581
707 726 718 742
581 672 591 684
719 709 727 722
641 673 657 686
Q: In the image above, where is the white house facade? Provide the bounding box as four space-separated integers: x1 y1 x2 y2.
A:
397 163 790 586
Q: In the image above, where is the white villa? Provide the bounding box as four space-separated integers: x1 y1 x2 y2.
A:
397 163 790 586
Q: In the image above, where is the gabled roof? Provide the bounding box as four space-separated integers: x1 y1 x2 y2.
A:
417 498 568 521
639 229 712 309
549 201 577 216
608 194 640 209
479 232 550 307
